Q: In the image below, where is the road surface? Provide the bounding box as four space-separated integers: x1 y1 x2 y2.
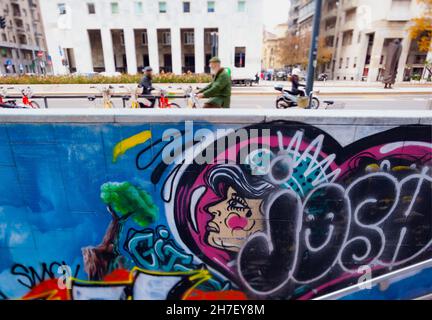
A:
30 94 432 110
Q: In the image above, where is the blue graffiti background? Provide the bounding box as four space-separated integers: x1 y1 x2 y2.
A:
0 122 204 298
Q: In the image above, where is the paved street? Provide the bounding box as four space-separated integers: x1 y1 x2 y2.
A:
30 93 432 110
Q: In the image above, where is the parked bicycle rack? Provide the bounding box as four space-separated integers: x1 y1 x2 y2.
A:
0 94 188 109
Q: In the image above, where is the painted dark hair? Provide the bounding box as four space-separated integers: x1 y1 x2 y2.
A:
205 165 275 199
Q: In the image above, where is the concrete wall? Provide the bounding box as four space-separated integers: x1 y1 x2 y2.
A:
0 109 431 300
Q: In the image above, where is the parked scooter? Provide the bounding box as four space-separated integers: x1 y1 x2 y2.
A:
274 84 320 109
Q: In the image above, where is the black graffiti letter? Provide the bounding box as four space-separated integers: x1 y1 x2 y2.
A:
238 190 301 297
293 184 350 283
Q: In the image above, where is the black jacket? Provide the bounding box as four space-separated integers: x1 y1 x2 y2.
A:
291 75 305 95
139 75 154 95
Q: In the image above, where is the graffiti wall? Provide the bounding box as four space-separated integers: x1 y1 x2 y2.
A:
0 116 431 300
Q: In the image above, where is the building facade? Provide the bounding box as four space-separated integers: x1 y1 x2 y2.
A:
288 0 430 82
0 0 50 75
38 0 264 75
262 23 289 70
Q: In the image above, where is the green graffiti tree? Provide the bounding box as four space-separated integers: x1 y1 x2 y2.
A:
82 182 158 280
100 182 158 227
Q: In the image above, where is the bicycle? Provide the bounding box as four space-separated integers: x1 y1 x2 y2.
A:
0 87 18 108
183 86 201 109
20 87 41 109
89 85 116 109
154 87 181 109
2 87 40 109
119 86 152 109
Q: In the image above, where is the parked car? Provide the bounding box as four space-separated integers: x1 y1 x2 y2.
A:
275 70 288 81
318 73 329 81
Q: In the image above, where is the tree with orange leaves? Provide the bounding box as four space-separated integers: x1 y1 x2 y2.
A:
409 0 432 53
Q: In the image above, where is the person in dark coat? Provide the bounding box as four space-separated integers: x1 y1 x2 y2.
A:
382 39 402 89
138 66 156 108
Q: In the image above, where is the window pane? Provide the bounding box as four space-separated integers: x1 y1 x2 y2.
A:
183 2 190 13
142 32 148 45
235 47 246 68
159 2 167 13
111 2 119 14
58 3 66 15
87 3 95 14
207 1 215 12
135 1 143 14
238 1 246 12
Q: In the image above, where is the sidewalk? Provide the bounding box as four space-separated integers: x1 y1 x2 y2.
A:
1 82 431 97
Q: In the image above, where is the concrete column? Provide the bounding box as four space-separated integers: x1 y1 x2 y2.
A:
356 33 369 81
101 28 115 73
124 27 137 74
218 27 232 69
75 30 94 74
396 37 411 82
147 28 159 72
194 28 205 73
171 27 182 74
367 33 384 82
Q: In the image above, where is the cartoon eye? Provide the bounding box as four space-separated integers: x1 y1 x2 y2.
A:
306 214 315 222
325 213 335 221
227 195 249 211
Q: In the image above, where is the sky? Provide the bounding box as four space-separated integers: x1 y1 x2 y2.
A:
263 0 291 31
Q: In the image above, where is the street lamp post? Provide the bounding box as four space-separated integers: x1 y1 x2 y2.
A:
306 0 323 97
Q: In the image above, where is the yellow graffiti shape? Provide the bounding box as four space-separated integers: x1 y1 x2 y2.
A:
113 130 152 163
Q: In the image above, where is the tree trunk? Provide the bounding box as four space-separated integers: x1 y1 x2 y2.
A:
82 206 126 281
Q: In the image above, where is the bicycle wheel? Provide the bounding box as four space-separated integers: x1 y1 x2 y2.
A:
169 103 181 108
310 97 320 109
30 101 41 109
0 102 18 109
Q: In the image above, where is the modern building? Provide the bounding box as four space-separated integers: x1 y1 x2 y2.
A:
0 0 50 75
38 0 264 75
287 0 430 82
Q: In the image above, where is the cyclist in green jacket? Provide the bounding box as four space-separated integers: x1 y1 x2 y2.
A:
197 57 232 108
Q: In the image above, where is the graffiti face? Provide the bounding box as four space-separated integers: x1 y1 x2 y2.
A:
206 187 265 253
0 120 431 301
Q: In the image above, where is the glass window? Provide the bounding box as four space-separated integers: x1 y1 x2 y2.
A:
162 32 171 45
238 1 246 12
207 1 215 13
183 2 191 13
135 1 143 14
142 31 148 45
184 31 194 45
111 2 119 14
87 3 96 14
159 2 167 13
234 47 246 68
58 3 66 15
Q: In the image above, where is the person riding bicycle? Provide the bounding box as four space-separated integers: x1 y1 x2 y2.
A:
287 68 305 97
138 66 156 108
197 57 231 108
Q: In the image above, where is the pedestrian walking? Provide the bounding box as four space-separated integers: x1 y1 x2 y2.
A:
382 39 402 89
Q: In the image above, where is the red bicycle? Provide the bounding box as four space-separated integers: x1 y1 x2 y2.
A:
155 88 181 109
19 87 40 109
